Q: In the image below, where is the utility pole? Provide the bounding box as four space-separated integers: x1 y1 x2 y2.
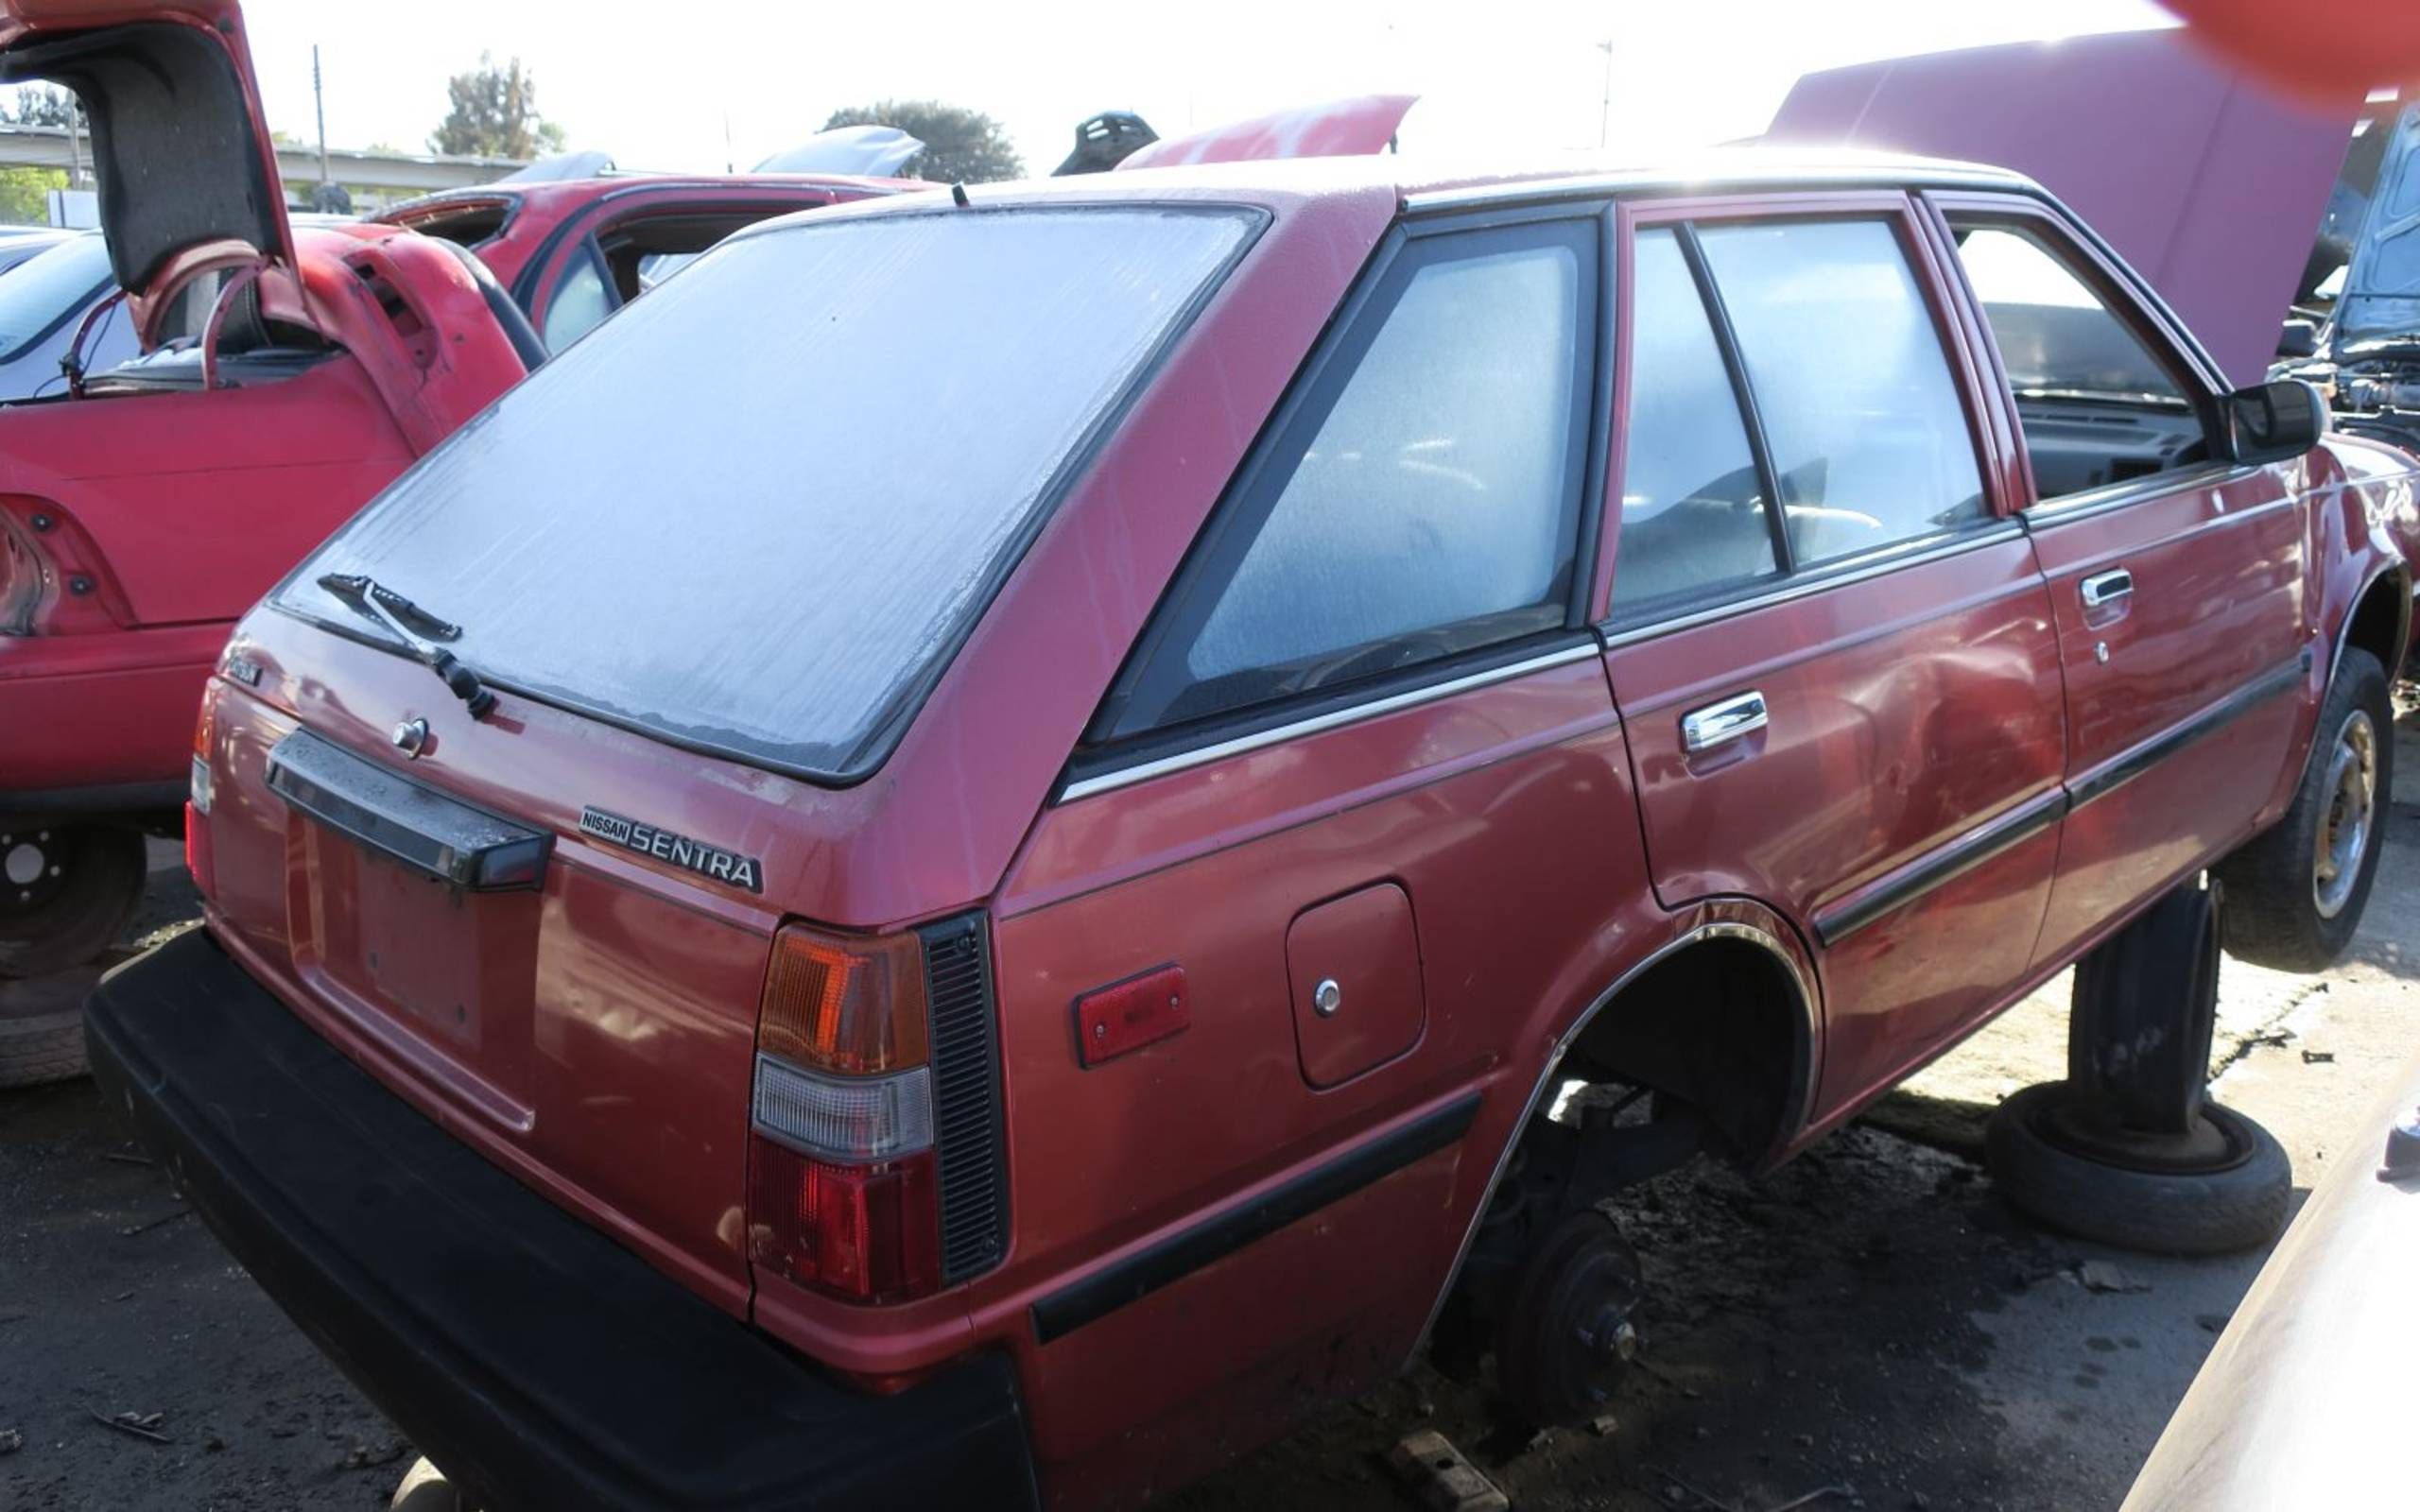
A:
1597 38 1615 150
313 43 330 186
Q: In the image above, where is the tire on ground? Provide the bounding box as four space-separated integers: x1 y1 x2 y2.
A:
2217 645 2393 971
0 1004 87 1088
1985 1081 2290 1256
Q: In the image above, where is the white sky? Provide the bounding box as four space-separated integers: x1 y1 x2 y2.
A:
191 0 2179 175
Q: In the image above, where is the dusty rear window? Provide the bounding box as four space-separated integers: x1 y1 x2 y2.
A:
276 204 1256 781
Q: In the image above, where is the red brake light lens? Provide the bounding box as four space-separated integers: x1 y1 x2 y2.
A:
748 1141 939 1303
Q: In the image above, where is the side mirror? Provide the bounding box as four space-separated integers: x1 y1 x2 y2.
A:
2227 378 2327 464
2276 317 2320 361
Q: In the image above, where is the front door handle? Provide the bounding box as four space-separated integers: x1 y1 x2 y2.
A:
1682 690 1768 753
2081 569 2134 609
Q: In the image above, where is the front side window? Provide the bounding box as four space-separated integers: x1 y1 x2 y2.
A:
1101 219 1595 737
1610 230 1776 610
1948 220 2212 502
1698 219 1987 565
277 206 1257 781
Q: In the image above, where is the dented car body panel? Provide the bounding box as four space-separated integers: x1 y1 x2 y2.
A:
106 146 2420 1508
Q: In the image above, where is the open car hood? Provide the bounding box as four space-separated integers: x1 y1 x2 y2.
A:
1766 29 2359 388
1116 94 1416 171
0 0 293 297
2333 104 2420 346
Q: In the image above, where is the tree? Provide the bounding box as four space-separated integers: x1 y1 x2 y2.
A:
0 83 78 129
0 165 62 224
428 54 567 160
821 101 1023 184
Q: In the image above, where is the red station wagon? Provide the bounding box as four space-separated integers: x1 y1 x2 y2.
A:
91 148 2409 1508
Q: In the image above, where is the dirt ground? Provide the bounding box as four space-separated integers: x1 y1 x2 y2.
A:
7 711 2419 1511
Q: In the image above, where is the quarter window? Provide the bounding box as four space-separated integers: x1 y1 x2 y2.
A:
1697 219 1987 565
1102 219 1596 737
1610 230 1777 610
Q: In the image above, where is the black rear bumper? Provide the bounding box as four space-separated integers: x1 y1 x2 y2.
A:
86 929 1039 1512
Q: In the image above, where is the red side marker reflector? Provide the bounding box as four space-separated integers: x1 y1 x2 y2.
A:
1074 965 1189 1067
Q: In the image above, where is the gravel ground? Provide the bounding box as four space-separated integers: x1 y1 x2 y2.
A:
6 706 2418 1511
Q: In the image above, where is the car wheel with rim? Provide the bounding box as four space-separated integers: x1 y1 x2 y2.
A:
2217 646 2393 971
0 821 147 980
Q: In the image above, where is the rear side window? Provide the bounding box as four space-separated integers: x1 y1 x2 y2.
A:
1610 230 1776 610
1697 219 1986 566
1101 219 1596 737
277 207 1257 782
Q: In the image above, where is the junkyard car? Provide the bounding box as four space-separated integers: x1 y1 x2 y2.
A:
2121 1052 2420 1511
372 168 906 352
0 0 894 1028
0 229 138 402
94 146 2410 1508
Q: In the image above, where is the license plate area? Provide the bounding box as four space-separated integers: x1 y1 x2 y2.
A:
267 730 548 1130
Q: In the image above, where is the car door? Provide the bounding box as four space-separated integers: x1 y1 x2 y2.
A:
988 211 1651 1491
1928 194 2313 968
1597 196 2069 1125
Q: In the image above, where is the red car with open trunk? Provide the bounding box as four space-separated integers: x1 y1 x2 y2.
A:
92 141 2410 1507
0 0 894 1035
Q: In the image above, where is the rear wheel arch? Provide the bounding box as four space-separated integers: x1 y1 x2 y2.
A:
1414 909 1818 1356
1562 922 1818 1167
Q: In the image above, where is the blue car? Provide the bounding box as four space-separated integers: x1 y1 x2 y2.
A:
0 229 136 402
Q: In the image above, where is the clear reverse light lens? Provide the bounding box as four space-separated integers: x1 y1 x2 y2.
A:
752 1056 933 1162
188 754 213 816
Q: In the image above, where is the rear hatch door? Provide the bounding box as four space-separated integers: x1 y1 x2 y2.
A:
197 199 1263 1307
0 1 295 330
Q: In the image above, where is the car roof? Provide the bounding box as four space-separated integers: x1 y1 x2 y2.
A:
846 146 2039 210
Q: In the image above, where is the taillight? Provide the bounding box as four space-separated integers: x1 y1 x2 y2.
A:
748 923 944 1303
184 690 216 897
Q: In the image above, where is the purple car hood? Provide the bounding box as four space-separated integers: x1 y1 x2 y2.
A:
1766 28 2360 387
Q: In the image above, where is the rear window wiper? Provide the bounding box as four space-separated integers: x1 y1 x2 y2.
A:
316 573 498 718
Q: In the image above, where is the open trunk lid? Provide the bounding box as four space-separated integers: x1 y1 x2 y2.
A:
1116 93 1416 171
0 1 294 303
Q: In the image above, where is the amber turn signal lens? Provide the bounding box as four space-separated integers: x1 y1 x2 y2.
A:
758 925 928 1074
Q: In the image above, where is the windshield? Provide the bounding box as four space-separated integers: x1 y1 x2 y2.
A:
276 203 1257 781
0 232 113 363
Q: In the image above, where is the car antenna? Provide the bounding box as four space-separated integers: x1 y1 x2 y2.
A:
951 182 970 208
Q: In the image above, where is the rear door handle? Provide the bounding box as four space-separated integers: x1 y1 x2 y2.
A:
1682 690 1768 753
2081 569 2134 609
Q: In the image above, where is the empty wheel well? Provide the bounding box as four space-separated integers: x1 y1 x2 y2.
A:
2343 568 2411 683
1564 936 1808 1165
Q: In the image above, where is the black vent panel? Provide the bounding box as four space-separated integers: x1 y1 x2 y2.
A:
921 914 1009 1285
